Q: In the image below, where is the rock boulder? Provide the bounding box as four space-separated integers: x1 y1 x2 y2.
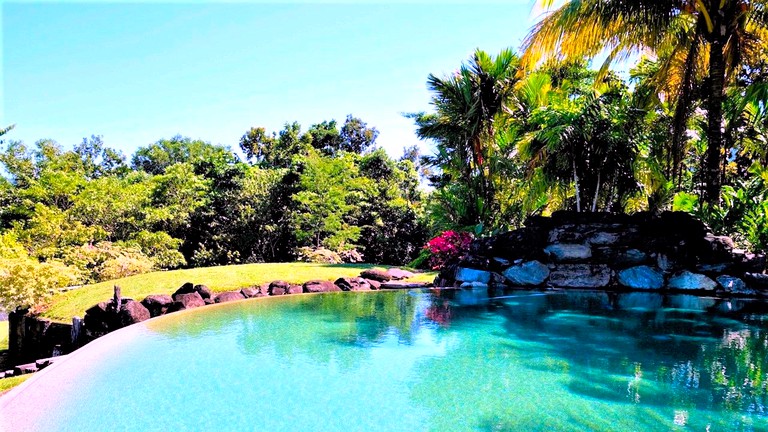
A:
502 261 549 286
548 264 611 288
667 271 717 291
303 280 341 293
141 294 174 317
215 291 246 303
544 244 592 262
335 277 372 291
617 266 664 290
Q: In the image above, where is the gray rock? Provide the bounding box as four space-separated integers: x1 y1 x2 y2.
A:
303 280 341 293
268 280 290 296
548 264 611 288
193 284 213 300
13 363 38 375
657 254 673 272
455 267 492 284
287 284 303 294
385 268 415 280
502 260 550 286
214 291 245 303
587 232 620 245
116 300 151 327
616 249 649 266
667 271 717 291
696 263 731 273
617 266 664 290
335 277 372 291
240 287 260 298
169 283 212 300
364 279 382 290
544 244 592 262
170 292 205 311
360 269 392 282
493 257 511 267
716 275 756 295
141 294 174 317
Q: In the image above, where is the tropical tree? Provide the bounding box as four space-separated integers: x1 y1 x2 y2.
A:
523 0 768 204
520 69 641 212
411 48 520 229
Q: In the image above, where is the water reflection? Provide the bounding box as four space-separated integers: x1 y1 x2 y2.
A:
147 289 768 430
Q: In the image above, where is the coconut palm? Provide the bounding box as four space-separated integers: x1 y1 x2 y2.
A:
522 0 768 204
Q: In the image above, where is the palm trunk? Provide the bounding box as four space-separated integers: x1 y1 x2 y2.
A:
672 41 699 188
572 159 581 212
705 39 725 204
592 170 601 212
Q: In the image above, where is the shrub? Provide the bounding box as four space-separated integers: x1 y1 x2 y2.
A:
295 247 342 264
97 255 155 281
0 258 80 310
122 230 186 269
424 230 474 270
61 242 156 283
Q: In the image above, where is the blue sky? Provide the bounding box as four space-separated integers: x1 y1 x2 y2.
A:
3 1 537 159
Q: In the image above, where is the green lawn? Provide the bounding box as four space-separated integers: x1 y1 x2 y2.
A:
0 374 31 394
42 263 435 322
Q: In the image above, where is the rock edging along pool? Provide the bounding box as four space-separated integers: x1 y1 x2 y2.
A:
3 289 768 431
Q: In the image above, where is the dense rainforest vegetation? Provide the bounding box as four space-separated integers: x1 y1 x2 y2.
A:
2 0 768 310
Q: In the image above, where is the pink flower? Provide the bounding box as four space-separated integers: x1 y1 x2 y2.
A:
425 230 473 270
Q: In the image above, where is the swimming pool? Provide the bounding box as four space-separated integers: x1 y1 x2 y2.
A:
2 289 767 431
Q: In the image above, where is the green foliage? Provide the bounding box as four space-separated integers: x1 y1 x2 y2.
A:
292 151 362 250
294 246 344 264
59 242 154 283
0 257 80 310
0 231 26 259
692 163 768 250
132 135 236 175
122 231 186 269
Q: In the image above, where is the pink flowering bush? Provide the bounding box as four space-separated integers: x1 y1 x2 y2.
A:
425 230 474 270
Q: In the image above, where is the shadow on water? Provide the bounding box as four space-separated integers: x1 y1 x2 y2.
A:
443 289 768 419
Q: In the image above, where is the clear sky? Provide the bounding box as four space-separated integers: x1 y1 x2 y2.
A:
3 1 537 159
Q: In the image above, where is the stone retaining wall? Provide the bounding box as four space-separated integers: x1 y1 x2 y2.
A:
437 211 768 295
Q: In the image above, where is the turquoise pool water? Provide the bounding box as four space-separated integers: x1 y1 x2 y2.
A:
2 289 768 431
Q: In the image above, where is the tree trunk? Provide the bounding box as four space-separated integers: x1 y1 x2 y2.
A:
592 170 601 212
572 159 581 212
704 38 725 204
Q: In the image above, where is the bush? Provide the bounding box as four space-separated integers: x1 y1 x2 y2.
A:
0 258 80 310
295 247 342 264
424 230 474 270
122 230 186 269
97 255 155 281
61 242 156 283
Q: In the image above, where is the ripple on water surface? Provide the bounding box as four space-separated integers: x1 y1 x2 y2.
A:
2 290 768 431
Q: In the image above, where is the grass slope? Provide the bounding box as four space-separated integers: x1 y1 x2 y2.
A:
0 374 32 394
43 263 435 322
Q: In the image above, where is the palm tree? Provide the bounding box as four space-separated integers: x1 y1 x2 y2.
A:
520 72 639 212
522 0 768 204
411 48 520 228
0 124 14 138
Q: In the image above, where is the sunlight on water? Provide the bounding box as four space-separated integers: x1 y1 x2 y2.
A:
2 290 768 431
